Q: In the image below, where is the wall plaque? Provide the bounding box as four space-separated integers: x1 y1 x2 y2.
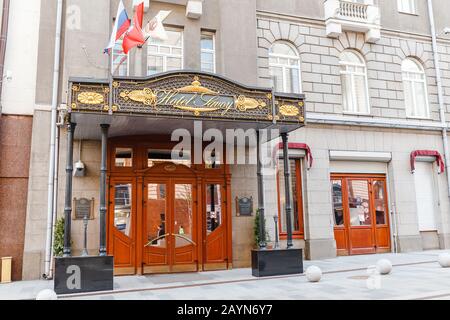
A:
73 198 94 220
236 196 253 217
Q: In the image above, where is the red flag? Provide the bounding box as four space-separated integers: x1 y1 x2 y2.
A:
122 2 145 55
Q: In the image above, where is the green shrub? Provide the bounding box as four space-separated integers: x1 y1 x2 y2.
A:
254 210 270 248
53 217 65 257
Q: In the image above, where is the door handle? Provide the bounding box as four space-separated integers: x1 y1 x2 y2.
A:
144 233 169 247
171 233 196 246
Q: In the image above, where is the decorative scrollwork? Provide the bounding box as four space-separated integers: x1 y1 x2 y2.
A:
177 76 217 94
77 92 104 105
279 104 300 117
235 95 267 112
173 105 220 116
120 88 157 107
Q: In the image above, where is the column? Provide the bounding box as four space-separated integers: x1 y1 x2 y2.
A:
63 122 76 257
281 133 293 249
257 130 267 249
99 124 110 256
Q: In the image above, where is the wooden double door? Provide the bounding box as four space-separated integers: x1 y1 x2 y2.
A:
332 174 391 256
108 164 230 275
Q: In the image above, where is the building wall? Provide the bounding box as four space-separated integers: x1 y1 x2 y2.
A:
17 0 450 279
0 115 32 280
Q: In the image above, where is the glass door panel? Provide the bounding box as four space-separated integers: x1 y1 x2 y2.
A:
206 184 222 234
347 180 371 226
146 183 168 249
114 183 132 237
173 184 194 248
373 180 387 225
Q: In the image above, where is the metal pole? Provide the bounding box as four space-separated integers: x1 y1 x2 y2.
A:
99 124 110 256
257 130 267 249
427 0 450 197
63 122 76 257
273 215 279 249
44 0 64 277
82 215 89 257
281 133 293 249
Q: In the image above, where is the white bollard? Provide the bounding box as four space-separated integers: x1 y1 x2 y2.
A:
438 253 450 268
305 266 322 283
376 259 393 275
36 289 58 300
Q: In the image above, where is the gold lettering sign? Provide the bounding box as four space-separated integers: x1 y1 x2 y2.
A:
117 77 268 117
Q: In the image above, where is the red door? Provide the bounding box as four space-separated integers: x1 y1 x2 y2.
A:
332 175 391 256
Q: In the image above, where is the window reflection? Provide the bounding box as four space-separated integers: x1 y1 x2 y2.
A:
373 181 387 225
278 159 300 233
147 184 167 248
115 148 133 167
332 180 344 226
206 184 222 234
174 184 193 247
148 149 191 168
114 184 132 237
348 180 371 226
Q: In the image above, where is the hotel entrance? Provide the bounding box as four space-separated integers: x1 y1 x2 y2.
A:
66 71 305 277
108 138 231 275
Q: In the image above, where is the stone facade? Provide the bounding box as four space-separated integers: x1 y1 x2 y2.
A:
2 0 450 280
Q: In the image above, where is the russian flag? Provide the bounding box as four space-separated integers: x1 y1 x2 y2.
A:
104 1 131 54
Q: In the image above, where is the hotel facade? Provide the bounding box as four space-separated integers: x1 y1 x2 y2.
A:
2 0 450 281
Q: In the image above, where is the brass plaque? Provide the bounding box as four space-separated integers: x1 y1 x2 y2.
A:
73 198 94 220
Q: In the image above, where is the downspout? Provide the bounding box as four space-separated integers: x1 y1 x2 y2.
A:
0 0 11 116
427 0 450 197
43 0 64 279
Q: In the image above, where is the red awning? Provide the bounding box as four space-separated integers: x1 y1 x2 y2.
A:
276 143 313 169
410 150 445 174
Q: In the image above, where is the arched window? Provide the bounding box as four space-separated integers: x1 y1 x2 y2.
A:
269 42 301 94
402 58 429 118
340 50 370 114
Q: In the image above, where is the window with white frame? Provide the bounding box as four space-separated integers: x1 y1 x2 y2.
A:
402 58 429 118
112 38 129 77
269 42 302 94
340 50 370 114
147 29 183 76
201 32 216 73
397 0 417 14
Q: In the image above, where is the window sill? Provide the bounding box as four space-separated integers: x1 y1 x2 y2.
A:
406 115 432 120
398 11 419 16
342 111 373 117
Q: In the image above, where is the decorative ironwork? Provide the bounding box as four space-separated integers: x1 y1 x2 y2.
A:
77 92 104 105
120 88 157 106
68 72 305 125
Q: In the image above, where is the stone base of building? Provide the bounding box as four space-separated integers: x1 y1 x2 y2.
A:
305 239 337 260
438 233 450 249
420 231 440 250
22 251 43 281
397 235 423 253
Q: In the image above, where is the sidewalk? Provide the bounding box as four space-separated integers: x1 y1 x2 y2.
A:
0 250 448 300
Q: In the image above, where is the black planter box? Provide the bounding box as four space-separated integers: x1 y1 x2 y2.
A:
252 249 303 277
54 256 114 295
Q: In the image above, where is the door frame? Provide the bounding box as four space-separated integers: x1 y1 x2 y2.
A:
106 135 233 274
331 173 391 256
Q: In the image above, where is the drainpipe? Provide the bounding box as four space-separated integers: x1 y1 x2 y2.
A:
427 0 450 197
43 0 64 279
0 0 10 116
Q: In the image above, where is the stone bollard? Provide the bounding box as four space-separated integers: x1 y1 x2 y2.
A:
36 289 58 300
376 259 393 275
438 253 450 268
306 266 322 283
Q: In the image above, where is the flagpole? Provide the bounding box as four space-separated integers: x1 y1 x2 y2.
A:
108 44 113 115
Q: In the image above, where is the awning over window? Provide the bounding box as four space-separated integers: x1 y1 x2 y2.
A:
276 142 313 169
410 150 445 174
